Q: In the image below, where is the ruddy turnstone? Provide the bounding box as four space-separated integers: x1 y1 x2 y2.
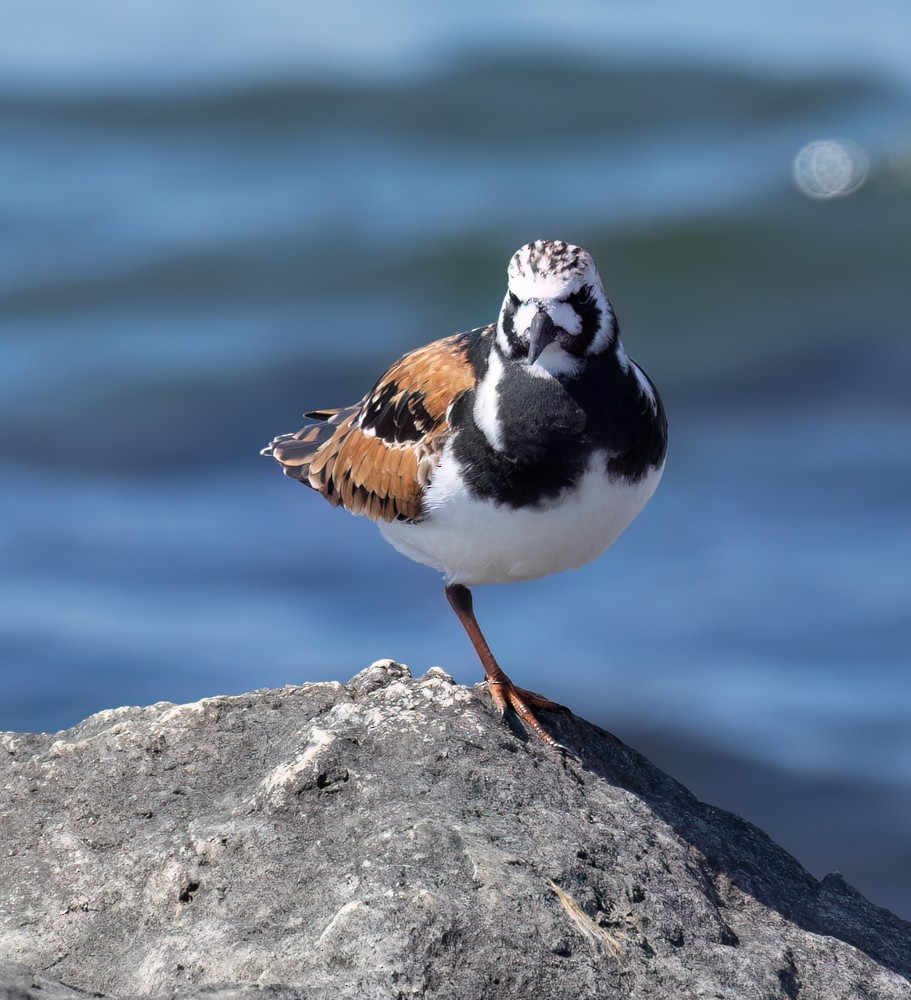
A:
262 240 667 750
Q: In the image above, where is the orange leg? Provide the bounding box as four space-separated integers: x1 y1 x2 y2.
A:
445 583 569 752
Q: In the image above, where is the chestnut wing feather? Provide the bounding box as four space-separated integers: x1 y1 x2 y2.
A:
264 328 484 522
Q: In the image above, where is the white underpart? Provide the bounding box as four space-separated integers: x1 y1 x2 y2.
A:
379 446 665 587
472 349 506 451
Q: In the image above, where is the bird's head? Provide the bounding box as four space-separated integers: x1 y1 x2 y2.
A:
496 240 618 377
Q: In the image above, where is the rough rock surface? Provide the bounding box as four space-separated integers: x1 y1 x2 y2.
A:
1 660 909 1000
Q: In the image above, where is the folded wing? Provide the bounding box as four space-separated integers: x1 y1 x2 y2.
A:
262 328 485 523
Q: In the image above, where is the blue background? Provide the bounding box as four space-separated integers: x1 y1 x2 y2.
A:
1 1 909 917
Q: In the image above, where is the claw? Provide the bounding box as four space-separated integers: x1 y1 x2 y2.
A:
486 679 510 718
486 678 571 753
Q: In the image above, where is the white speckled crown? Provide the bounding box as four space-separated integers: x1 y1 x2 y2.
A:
507 240 599 300
509 239 592 278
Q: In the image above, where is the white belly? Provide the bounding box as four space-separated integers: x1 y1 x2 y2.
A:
378 448 664 586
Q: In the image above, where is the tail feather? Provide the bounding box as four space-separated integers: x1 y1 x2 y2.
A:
259 432 294 458
261 421 336 486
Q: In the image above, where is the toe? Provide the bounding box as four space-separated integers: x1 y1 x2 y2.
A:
513 685 569 713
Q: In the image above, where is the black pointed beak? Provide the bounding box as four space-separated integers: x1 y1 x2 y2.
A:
527 311 557 364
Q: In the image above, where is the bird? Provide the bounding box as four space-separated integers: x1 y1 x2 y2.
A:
262 240 667 751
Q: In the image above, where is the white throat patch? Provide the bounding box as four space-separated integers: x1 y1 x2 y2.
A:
528 344 582 380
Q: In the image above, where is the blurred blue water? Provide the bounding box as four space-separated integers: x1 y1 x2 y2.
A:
1 3 910 915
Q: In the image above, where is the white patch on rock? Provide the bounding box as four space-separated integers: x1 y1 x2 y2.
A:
368 658 404 672
379 681 413 702
258 727 337 805
317 900 371 948
422 666 455 684
157 701 208 725
331 700 359 722
82 705 136 726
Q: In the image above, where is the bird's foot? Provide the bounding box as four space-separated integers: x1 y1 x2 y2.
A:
486 678 571 753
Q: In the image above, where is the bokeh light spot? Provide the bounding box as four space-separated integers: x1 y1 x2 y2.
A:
792 139 869 200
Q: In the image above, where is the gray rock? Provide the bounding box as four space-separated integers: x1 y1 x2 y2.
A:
1 660 909 1000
